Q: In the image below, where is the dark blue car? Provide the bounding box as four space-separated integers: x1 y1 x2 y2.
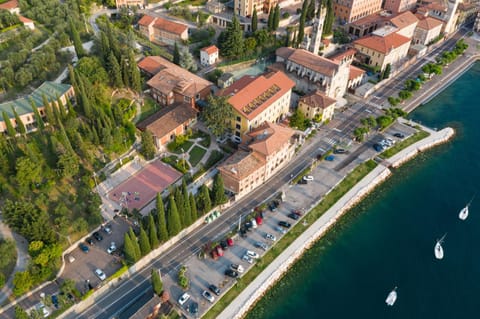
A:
79 243 89 253
51 295 59 308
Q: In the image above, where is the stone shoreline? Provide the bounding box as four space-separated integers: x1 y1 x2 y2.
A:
218 125 455 319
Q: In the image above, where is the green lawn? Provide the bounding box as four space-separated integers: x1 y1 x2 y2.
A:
188 146 206 167
137 97 159 123
379 130 430 159
203 160 378 319
170 140 194 154
178 0 207 6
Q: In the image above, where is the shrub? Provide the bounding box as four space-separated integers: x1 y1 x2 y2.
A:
282 12 290 19
388 97 400 106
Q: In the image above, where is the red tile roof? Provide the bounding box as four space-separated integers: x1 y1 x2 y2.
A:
276 47 340 77
349 65 366 81
389 11 419 29
201 45 219 55
218 150 265 180
246 122 295 157
138 14 156 26
153 17 188 36
354 33 411 54
330 48 357 62
138 56 166 75
218 71 295 121
0 0 18 10
18 15 33 23
416 16 444 30
299 91 336 110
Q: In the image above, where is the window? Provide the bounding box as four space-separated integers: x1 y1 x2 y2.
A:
235 124 241 129
236 116 241 122
235 131 240 137
184 96 190 102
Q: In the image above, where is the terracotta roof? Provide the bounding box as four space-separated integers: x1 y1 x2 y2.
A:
136 102 197 139
351 13 390 27
354 33 411 54
201 45 219 55
218 150 265 180
138 14 156 26
276 47 340 77
349 65 366 80
416 16 444 30
389 11 419 29
142 56 212 97
246 122 295 157
217 71 295 121
330 48 357 62
18 15 33 23
153 16 188 36
299 91 336 110
420 0 447 12
0 0 18 10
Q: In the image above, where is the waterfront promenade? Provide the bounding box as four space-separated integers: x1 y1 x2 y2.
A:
218 125 454 319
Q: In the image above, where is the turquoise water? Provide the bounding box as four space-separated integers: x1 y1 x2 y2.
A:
246 63 480 318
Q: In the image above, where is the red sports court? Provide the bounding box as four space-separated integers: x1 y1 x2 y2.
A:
108 159 182 210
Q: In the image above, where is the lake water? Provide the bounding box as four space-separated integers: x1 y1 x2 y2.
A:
246 62 480 318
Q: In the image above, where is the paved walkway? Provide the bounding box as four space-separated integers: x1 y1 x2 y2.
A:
0 218 30 305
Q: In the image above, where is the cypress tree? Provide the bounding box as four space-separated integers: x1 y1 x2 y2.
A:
129 228 141 260
322 0 335 36
174 186 185 227
306 0 316 21
138 227 151 256
66 98 76 119
273 4 280 31
123 233 136 264
156 193 169 242
99 31 111 64
51 100 63 125
148 214 159 248
42 94 56 127
109 52 123 88
69 18 85 57
251 7 258 32
182 179 192 226
151 269 163 296
197 184 212 215
189 193 198 222
57 95 68 120
166 194 181 236
267 8 274 31
30 99 45 131
222 15 245 58
11 107 26 135
211 173 228 206
297 0 308 46
2 111 16 138
128 51 142 93
173 42 180 65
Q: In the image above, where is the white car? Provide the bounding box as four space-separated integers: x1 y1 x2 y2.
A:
35 302 50 318
246 250 259 259
265 233 277 241
107 242 116 254
275 226 287 234
178 292 191 306
95 268 106 281
202 290 215 303
231 263 245 273
251 219 257 229
303 175 314 181
242 254 254 264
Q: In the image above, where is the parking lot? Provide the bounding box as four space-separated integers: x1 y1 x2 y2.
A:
61 216 133 292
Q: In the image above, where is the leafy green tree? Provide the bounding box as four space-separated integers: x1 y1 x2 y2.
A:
123 232 136 264
173 42 181 65
244 37 257 54
14 306 29 319
15 156 42 193
203 95 234 137
140 130 156 160
273 4 280 30
2 111 16 138
251 7 258 32
129 228 141 260
289 108 309 130
57 152 79 178
121 57 131 88
148 214 159 248
211 173 227 206
69 18 85 57
13 271 33 296
138 227 151 256
156 193 169 242
151 269 163 296
398 90 412 100
189 193 198 222
166 194 182 236
179 48 197 72
221 15 245 58
197 184 212 215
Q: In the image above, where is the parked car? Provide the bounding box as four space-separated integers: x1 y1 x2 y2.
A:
325 155 335 161
231 263 244 273
251 219 257 229
107 242 116 254
211 249 219 260
373 143 384 152
79 243 89 253
35 302 50 318
225 269 239 278
51 295 59 309
275 226 287 234
102 225 112 235
255 242 268 251
288 213 300 220
202 290 215 303
255 216 263 225
245 221 253 230
209 284 221 296
334 148 347 154
278 221 292 228
303 175 314 181
227 238 234 246
216 245 224 257
93 232 103 241
178 292 191 306
95 268 106 281
189 302 199 314
298 178 308 184
265 233 276 241
86 237 94 245
242 254 254 264
393 133 405 138
292 209 303 216
220 240 228 250
246 250 259 259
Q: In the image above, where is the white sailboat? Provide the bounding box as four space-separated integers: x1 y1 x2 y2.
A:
385 287 397 306
459 195 475 220
434 233 447 260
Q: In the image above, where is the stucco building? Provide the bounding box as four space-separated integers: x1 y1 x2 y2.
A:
115 0 145 8
218 122 296 198
233 0 277 17
138 15 188 46
298 91 336 123
413 14 444 45
217 71 295 143
388 10 419 38
383 0 417 14
333 0 383 23
200 45 219 66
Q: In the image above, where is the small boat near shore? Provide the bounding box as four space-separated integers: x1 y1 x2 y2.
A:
385 287 397 306
435 234 447 260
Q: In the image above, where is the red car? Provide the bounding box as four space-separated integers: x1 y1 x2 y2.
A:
255 216 263 225
227 238 234 246
216 245 224 257
211 250 219 260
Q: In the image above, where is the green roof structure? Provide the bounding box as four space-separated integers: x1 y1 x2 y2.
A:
0 82 73 119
